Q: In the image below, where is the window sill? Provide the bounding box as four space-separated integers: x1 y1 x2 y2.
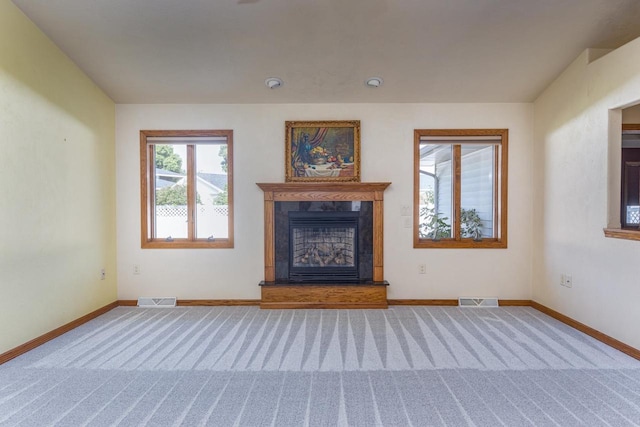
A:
413 238 507 249
603 228 640 241
142 239 233 249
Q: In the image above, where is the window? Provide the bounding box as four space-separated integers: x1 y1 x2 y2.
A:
414 129 508 248
621 124 640 229
140 130 233 248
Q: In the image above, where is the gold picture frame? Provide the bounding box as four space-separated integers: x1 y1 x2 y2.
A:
285 120 361 182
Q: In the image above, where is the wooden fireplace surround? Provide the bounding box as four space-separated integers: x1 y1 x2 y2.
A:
257 182 391 309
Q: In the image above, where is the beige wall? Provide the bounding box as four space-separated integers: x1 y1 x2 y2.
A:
533 39 640 350
0 1 116 354
116 103 534 301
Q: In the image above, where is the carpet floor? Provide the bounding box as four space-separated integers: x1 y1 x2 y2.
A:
1 306 639 426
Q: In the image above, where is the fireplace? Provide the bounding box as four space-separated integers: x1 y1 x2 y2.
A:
274 201 373 283
289 211 359 282
257 182 390 309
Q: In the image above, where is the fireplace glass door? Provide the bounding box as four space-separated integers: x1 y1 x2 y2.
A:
288 211 359 282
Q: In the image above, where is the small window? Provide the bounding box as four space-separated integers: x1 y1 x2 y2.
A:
140 130 233 248
621 125 640 229
414 129 508 248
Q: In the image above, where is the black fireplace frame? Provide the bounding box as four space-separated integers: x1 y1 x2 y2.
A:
288 211 360 282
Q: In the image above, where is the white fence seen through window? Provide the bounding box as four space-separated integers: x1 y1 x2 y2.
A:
155 205 229 238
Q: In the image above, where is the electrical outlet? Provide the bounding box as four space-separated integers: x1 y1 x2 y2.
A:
100 268 106 280
418 264 426 274
401 205 410 216
564 275 572 288
133 264 141 275
560 273 573 287
404 217 412 228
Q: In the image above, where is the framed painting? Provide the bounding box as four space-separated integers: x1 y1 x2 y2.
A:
285 120 361 182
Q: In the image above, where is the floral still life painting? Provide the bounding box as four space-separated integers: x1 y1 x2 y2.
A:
285 120 360 182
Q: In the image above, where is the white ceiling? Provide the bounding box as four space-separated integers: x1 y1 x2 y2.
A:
12 0 640 104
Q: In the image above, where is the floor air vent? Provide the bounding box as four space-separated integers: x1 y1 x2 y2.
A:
137 297 177 308
458 297 499 308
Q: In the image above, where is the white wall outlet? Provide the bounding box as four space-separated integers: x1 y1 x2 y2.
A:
564 275 573 288
401 205 411 216
418 264 426 274
560 273 573 287
100 268 106 280
404 217 412 228
133 264 141 275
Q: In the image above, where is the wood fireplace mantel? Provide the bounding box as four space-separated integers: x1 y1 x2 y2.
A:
257 182 391 308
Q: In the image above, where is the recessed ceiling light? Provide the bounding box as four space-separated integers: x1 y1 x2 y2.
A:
365 77 383 88
265 77 283 89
